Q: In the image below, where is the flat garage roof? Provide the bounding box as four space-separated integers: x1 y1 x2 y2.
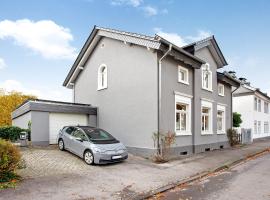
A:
12 99 97 119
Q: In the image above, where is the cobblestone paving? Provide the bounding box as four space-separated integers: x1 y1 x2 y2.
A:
18 147 97 178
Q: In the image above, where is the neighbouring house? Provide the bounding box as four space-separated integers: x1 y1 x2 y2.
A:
233 80 270 140
12 26 239 157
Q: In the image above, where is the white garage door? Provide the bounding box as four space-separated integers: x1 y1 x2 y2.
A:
49 113 88 144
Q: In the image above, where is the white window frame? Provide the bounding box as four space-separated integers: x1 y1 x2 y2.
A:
254 120 257 134
264 102 269 114
202 63 213 92
97 64 108 90
178 65 189 85
258 121 261 134
218 83 225 96
217 105 226 134
254 97 257 111
264 121 269 134
201 100 213 135
175 94 192 136
258 99 261 112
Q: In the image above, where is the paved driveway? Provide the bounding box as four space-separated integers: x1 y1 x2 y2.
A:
1 140 270 200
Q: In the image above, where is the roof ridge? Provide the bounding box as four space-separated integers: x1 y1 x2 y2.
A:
96 26 157 41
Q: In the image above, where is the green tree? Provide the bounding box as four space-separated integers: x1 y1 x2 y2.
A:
0 90 36 127
233 112 242 127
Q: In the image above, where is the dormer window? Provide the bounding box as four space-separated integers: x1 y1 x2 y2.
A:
202 63 212 91
98 64 107 90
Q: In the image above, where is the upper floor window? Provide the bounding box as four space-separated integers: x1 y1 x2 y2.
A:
218 83 225 96
98 64 107 90
202 63 212 91
258 99 261 112
254 97 257 111
178 66 189 85
264 102 269 114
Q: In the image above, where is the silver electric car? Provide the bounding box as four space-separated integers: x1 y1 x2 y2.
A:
57 126 128 165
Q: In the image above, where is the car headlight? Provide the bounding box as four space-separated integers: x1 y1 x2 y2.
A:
92 147 103 153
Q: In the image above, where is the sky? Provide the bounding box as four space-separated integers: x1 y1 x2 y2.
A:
0 0 270 101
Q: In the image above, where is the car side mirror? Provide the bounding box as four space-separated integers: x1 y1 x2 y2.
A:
75 137 83 142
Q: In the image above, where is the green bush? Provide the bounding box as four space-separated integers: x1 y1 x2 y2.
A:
233 112 243 128
0 126 27 142
0 139 21 181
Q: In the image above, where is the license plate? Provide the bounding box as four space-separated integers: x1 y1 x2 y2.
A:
112 155 122 159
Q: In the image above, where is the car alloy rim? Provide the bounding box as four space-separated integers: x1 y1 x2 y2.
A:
85 152 93 164
59 141 63 149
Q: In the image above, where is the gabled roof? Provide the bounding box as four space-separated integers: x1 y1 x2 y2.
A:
63 26 205 88
183 36 228 68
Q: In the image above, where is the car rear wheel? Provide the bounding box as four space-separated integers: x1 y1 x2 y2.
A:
84 150 94 165
58 139 65 151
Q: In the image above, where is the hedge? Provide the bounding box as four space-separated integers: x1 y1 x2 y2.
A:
0 139 21 182
0 126 29 142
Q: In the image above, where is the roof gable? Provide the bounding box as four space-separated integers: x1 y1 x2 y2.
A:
63 26 204 88
183 36 228 68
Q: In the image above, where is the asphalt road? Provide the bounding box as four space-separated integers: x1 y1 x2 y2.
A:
153 152 270 200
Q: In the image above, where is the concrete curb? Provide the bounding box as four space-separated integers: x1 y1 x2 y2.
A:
131 148 270 200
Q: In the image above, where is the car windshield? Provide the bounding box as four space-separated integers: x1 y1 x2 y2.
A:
82 128 116 142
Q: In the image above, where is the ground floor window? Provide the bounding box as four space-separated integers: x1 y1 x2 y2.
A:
264 121 269 134
254 120 257 134
217 105 226 134
175 94 192 135
258 121 261 134
201 100 213 134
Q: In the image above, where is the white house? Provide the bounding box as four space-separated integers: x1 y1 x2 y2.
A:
233 83 270 140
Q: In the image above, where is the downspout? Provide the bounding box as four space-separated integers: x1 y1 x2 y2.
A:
231 86 240 129
157 44 172 154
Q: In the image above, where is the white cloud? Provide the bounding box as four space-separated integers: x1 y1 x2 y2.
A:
0 58 6 69
154 28 212 47
154 28 187 47
111 0 143 7
186 30 212 42
0 80 72 101
143 6 158 16
0 19 77 60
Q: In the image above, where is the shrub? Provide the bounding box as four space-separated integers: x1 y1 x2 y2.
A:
227 128 240 146
233 112 242 128
152 131 176 163
0 126 27 142
0 139 21 181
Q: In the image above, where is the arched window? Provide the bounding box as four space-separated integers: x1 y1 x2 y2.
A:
98 64 107 90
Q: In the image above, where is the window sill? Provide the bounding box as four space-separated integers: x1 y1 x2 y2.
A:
218 94 225 97
217 131 226 135
97 87 107 91
176 131 192 136
202 87 213 93
201 131 213 135
178 80 189 85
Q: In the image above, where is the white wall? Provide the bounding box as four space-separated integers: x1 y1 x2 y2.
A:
233 94 270 139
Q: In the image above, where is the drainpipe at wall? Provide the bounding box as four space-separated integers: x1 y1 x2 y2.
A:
157 44 172 154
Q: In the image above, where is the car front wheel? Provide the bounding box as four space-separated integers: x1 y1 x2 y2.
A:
58 139 65 151
84 150 94 165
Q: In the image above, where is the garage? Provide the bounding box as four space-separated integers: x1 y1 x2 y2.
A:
49 113 88 144
12 99 97 145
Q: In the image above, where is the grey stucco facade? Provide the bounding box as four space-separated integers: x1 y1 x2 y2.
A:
65 27 239 157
